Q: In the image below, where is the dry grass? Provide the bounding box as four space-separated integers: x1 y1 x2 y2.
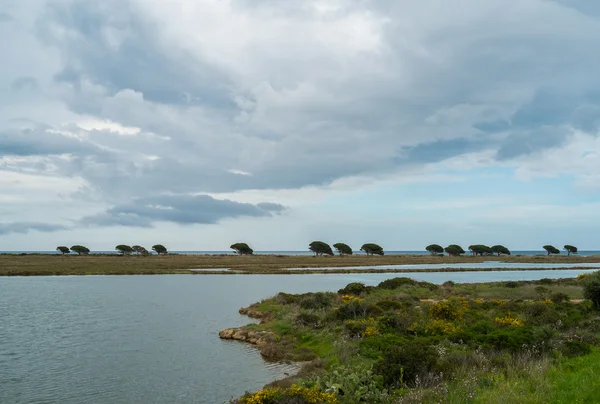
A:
1 253 600 276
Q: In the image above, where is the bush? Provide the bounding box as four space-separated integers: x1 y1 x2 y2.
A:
551 292 570 304
429 297 468 321
560 340 592 357
373 340 440 388
583 271 600 309
375 300 405 311
336 299 369 320
377 277 416 289
276 293 301 305
299 293 335 310
338 282 367 296
538 278 553 285
295 312 322 328
535 286 550 296
310 364 390 404
504 281 520 288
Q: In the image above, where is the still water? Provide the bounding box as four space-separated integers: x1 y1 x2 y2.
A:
1 269 596 404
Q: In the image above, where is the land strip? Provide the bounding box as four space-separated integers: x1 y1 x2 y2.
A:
1 253 600 276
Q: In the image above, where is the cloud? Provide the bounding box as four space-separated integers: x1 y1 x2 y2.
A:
0 222 68 235
1 0 600 243
81 194 286 226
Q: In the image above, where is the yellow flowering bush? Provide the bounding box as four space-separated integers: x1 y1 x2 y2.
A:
240 385 337 404
341 295 363 304
344 317 379 337
577 273 589 280
542 298 553 305
430 297 469 321
494 313 524 327
492 299 507 306
473 298 484 304
425 319 460 335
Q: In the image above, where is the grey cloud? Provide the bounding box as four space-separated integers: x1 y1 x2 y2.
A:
81 194 286 227
0 12 13 22
37 1 235 109
495 127 569 160
0 222 68 235
11 77 38 92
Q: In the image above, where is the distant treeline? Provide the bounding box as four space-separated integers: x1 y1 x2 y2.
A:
53 243 579 256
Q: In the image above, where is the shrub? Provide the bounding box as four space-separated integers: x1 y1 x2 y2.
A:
583 271 600 309
375 300 405 312
429 297 468 321
238 385 337 404
535 286 550 296
336 299 369 320
494 314 524 327
299 293 335 310
373 340 440 388
296 313 322 328
504 281 520 288
377 277 416 289
276 293 301 305
538 278 553 285
310 364 389 404
425 319 460 336
560 340 591 358
338 282 367 296
550 292 570 304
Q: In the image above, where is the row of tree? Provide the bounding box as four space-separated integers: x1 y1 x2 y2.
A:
425 244 578 257
56 245 169 255
56 243 579 257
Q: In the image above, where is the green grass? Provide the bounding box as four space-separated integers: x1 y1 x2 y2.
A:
548 347 600 404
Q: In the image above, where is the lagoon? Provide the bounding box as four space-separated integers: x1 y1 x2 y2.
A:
1 269 596 404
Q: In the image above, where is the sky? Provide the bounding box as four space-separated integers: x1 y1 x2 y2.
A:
1 0 600 252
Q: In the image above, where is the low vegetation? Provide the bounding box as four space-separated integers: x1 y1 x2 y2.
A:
1 253 600 276
229 274 600 403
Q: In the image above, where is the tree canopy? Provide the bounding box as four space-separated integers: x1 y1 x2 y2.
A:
230 242 254 255
56 246 70 255
425 244 444 255
152 244 168 255
333 243 353 255
115 244 133 255
444 244 465 256
543 245 560 255
468 244 493 256
491 245 511 256
584 271 600 309
70 245 90 255
361 243 384 256
132 245 150 255
309 241 334 256
564 245 578 255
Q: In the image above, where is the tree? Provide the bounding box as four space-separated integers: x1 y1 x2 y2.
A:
230 242 254 255
56 246 70 255
333 243 353 256
360 243 384 256
543 245 560 255
309 241 334 256
115 245 133 255
152 244 168 255
444 244 465 256
426 244 444 256
491 245 511 256
584 271 600 309
468 244 493 256
564 245 578 256
70 245 90 255
132 245 150 255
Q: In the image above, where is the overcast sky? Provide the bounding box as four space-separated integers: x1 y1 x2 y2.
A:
1 0 600 251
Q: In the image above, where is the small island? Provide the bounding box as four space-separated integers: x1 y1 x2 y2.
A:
222 272 600 403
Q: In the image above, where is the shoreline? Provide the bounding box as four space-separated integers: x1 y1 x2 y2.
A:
2 253 600 276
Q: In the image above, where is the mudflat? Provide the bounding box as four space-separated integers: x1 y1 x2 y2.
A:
1 253 600 276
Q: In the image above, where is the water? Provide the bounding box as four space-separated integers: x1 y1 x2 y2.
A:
287 261 600 271
1 269 597 404
4 250 600 256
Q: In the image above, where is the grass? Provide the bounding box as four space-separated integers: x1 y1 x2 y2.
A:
2 253 600 276
548 347 600 403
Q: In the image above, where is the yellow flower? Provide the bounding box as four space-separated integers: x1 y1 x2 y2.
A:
494 313 524 327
